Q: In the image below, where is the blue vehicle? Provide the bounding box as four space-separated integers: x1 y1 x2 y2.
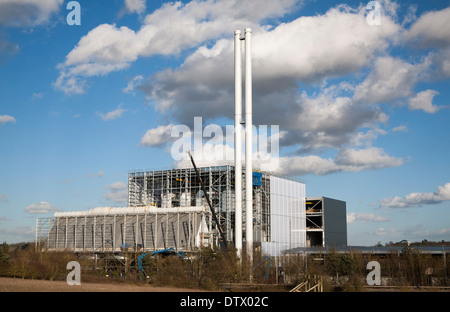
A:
138 248 186 278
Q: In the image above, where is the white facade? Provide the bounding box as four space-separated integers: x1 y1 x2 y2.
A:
261 176 306 256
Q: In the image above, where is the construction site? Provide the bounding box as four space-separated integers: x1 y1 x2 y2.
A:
30 23 450 290
35 28 347 260
32 28 352 289
36 166 347 255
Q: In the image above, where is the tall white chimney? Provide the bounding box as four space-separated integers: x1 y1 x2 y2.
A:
234 30 242 256
234 28 253 260
244 28 253 261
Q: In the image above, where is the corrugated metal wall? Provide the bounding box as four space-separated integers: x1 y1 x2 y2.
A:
262 176 306 256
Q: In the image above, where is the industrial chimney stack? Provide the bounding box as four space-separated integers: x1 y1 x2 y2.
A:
234 28 253 261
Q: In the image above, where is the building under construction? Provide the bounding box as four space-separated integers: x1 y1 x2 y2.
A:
35 28 347 258
36 165 347 257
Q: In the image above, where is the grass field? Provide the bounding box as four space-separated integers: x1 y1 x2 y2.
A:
0 277 205 292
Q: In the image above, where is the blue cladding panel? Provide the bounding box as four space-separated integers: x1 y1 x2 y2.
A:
252 172 262 186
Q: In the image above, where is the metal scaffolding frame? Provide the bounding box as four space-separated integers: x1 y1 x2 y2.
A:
36 166 309 257
128 165 272 246
36 207 207 253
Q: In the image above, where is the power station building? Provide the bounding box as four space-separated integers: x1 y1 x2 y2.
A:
35 28 347 258
36 165 347 257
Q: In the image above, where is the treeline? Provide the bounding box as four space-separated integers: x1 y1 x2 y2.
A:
284 247 449 291
0 242 448 291
0 242 80 281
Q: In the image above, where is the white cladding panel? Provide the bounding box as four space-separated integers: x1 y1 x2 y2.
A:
262 176 306 256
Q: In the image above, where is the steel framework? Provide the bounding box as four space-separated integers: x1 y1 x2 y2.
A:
36 207 207 253
128 165 272 246
36 166 307 257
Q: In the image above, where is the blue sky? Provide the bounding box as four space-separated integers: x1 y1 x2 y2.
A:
0 0 449 245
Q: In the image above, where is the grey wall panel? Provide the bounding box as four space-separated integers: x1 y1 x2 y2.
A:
323 197 347 247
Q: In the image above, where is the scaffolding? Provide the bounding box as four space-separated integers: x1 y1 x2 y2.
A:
36 166 309 256
128 165 272 246
36 206 207 253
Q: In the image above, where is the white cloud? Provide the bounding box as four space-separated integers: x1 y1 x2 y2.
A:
105 181 127 191
124 0 146 15
24 201 60 214
53 73 86 95
32 92 44 99
164 126 403 176
0 114 16 124
369 224 450 243
0 0 63 27
140 124 175 147
251 5 399 82
408 89 442 113
380 182 450 208
55 0 300 94
103 181 128 204
97 106 127 121
86 170 104 178
392 125 407 132
139 5 399 152
405 7 450 48
123 75 144 94
353 56 429 105
350 128 388 147
428 46 450 78
283 91 388 152
404 7 450 79
276 146 403 176
335 147 403 170
347 212 389 224
145 5 399 113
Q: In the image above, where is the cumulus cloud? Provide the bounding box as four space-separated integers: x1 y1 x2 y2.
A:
282 91 388 152
405 7 450 49
276 147 403 176
97 105 127 121
347 212 389 224
103 181 128 204
0 114 16 124
52 2 449 179
404 7 450 79
380 182 450 208
24 201 60 214
138 6 399 155
143 6 398 115
105 181 127 191
124 0 146 15
353 56 430 105
55 0 300 94
86 170 104 178
408 89 442 113
140 124 175 147
123 75 144 94
0 0 63 27
392 125 407 132
335 147 403 170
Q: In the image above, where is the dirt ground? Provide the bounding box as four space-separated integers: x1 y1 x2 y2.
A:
0 277 206 292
